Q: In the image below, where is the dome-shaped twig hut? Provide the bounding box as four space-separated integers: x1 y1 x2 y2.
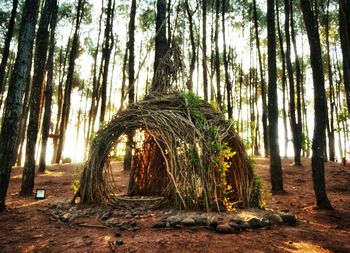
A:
78 92 261 211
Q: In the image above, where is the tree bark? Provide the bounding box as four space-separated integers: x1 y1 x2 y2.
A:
0 0 40 210
39 2 58 173
99 0 115 124
56 0 86 163
202 0 208 101
253 0 269 156
222 0 232 119
285 0 301 166
21 0 56 196
151 0 169 92
124 0 136 171
267 0 283 192
339 0 350 114
0 0 18 98
300 0 332 209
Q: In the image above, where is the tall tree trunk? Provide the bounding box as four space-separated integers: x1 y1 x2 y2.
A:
56 0 86 163
285 0 301 165
253 0 269 156
300 0 332 209
0 0 40 210
222 0 232 119
276 0 288 157
99 0 115 124
0 0 18 99
185 0 195 92
124 0 136 171
339 0 350 114
267 0 283 192
214 0 221 108
39 2 58 172
152 0 169 92
21 0 56 196
290 0 303 164
202 0 208 101
326 0 335 161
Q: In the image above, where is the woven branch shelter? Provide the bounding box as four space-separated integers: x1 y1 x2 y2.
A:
79 93 261 211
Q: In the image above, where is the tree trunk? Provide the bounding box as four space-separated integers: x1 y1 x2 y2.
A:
339 0 350 114
151 0 169 92
202 0 208 101
124 0 136 171
56 0 86 163
0 0 18 98
290 0 303 164
21 0 56 196
185 0 195 92
326 0 335 161
222 0 232 119
39 2 58 172
267 0 283 192
0 0 40 210
285 0 301 166
253 0 269 156
300 0 332 209
99 0 115 124
214 0 221 108
276 0 288 157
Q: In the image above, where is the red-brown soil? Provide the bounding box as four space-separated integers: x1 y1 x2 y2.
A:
1 157 350 253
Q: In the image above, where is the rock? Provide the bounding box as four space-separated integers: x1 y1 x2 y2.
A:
228 222 242 233
181 217 196 226
258 218 271 228
115 232 122 237
152 222 167 229
229 218 243 225
279 213 297 224
216 223 235 234
239 221 250 230
169 221 180 228
269 214 283 224
209 216 219 227
247 217 261 229
125 214 133 219
193 216 208 226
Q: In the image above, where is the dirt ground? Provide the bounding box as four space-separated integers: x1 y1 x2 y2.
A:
1 157 350 253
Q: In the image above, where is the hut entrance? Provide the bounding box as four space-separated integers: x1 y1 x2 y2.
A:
127 132 169 197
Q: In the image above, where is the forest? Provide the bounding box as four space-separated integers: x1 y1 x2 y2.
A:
0 0 349 252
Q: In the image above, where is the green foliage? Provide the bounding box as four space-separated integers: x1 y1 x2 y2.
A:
139 8 155 32
179 91 202 110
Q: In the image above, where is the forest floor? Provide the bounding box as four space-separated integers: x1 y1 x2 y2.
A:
0 157 350 253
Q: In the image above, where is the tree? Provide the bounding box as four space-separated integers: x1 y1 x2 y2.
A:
39 1 59 173
339 0 350 114
21 0 57 196
151 0 169 92
0 0 41 210
55 0 86 163
99 0 115 124
252 0 269 156
124 0 137 171
0 0 18 98
300 0 332 209
267 0 283 192
202 0 208 101
285 0 302 166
